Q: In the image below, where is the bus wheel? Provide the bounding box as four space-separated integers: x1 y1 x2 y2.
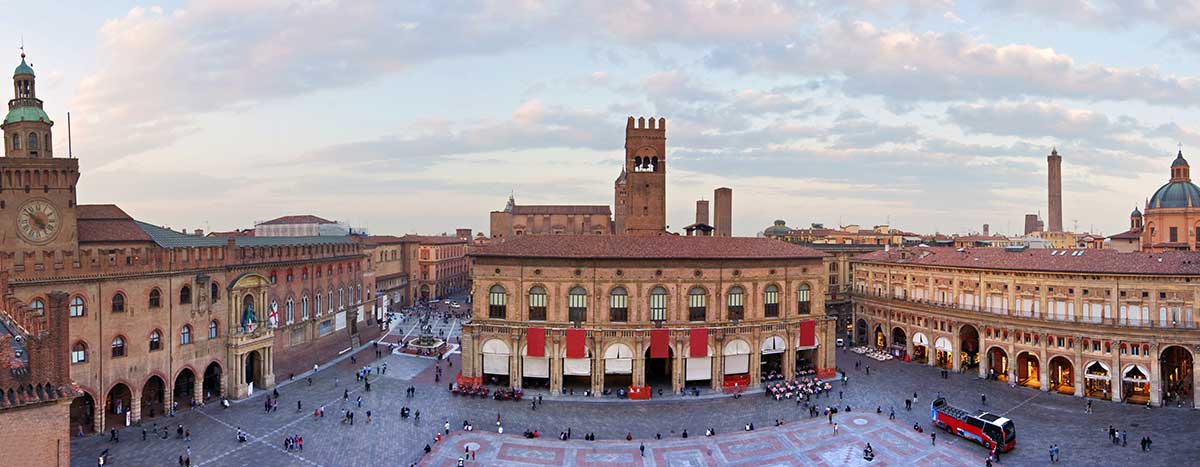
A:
983 441 991 450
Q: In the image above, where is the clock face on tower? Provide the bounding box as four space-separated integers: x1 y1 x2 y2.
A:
16 199 60 244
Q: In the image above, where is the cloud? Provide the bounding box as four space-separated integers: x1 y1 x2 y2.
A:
947 102 1121 138
706 19 1200 106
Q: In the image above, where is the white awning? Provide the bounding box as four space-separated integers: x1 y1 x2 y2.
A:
483 355 508 375
564 358 591 376
724 339 751 355
761 335 786 354
686 357 711 381
604 343 633 374
724 354 749 375
523 357 549 378
912 332 929 347
934 337 952 352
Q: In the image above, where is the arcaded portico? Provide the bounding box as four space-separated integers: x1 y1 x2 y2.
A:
460 235 836 396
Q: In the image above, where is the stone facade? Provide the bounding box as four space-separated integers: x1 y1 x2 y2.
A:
460 235 836 397
852 246 1200 408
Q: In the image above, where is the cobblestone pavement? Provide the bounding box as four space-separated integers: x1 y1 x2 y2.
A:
71 337 1198 466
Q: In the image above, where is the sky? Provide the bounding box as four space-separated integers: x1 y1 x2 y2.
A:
9 0 1200 237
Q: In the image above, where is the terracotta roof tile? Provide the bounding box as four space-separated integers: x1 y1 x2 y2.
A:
473 235 825 260
76 204 132 220
257 215 335 225
78 219 154 243
856 246 1200 275
1107 229 1141 240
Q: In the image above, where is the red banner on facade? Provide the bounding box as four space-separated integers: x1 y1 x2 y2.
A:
689 328 708 358
650 329 670 358
799 320 816 348
526 328 545 357
566 329 586 358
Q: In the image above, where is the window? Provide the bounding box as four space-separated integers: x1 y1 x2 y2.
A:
149 288 162 308
315 294 322 317
488 285 507 319
69 296 85 317
1170 227 1179 243
179 285 192 305
650 286 668 322
27 132 38 150
286 298 295 324
328 290 334 313
301 295 310 320
339 288 345 309
112 293 126 312
764 285 779 318
11 132 18 149
528 286 547 321
149 330 162 351
209 320 219 339
688 287 707 321
180 325 192 345
71 342 88 363
211 282 219 301
724 283 744 319
568 287 587 323
797 284 812 315
111 336 126 358
609 287 628 322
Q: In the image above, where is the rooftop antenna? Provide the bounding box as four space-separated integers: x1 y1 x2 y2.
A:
67 112 72 158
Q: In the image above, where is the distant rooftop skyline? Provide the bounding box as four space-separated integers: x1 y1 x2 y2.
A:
9 1 1200 237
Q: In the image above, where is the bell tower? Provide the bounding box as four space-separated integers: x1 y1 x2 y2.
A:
0 51 79 257
619 116 667 235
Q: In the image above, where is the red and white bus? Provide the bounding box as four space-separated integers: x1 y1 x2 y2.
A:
931 397 1015 452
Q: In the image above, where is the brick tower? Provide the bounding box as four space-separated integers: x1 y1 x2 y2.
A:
1047 148 1063 232
618 116 667 235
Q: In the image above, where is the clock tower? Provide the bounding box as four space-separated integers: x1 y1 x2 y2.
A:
0 52 79 256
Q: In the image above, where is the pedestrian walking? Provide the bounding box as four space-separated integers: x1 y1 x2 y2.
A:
981 394 986 405
833 423 839 435
931 432 936 445
1086 400 1093 413
639 443 645 457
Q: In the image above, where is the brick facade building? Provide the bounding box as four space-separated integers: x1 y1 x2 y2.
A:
460 235 836 396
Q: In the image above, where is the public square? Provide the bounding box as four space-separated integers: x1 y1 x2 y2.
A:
70 304 1199 467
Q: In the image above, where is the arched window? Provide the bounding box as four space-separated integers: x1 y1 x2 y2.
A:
180 325 192 345
727 286 745 321
180 285 192 305
315 294 322 317
11 133 18 149
26 132 37 150
211 282 220 301
149 330 162 351
209 320 219 339
688 287 707 321
301 295 310 320
488 285 507 319
30 298 44 315
797 284 812 315
609 287 628 322
764 285 780 318
111 336 126 358
328 289 334 312
568 287 587 323
71 341 87 363
44 134 50 153
286 298 295 324
69 296 86 317
649 286 668 322
528 286 547 321
339 288 345 309
149 288 162 308
112 293 126 313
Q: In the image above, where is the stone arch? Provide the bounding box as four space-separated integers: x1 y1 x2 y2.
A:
1084 360 1112 399
985 345 1008 381
140 374 166 420
1048 355 1074 394
873 323 887 349
1015 350 1042 388
104 381 133 430
71 388 97 434
1160 345 1193 407
203 361 223 401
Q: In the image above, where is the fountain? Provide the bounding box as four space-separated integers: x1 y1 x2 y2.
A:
405 319 446 356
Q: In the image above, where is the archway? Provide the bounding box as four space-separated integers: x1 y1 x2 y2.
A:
140 376 165 420
986 347 1008 381
1123 364 1151 404
891 327 907 358
1161 346 1194 407
203 362 223 401
643 346 674 390
1084 361 1111 400
419 285 430 302
934 337 953 369
70 392 96 434
104 383 132 430
174 368 196 411
723 339 752 389
855 319 868 345
1048 356 1074 395
604 343 635 390
481 339 511 387
760 335 786 380
561 347 592 395
1016 352 1040 388
520 345 549 391
873 325 887 350
911 332 929 364
958 325 980 371
796 335 819 375
244 350 263 392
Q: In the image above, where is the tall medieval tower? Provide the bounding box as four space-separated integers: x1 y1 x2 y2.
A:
615 116 667 235
1047 148 1063 232
0 52 80 256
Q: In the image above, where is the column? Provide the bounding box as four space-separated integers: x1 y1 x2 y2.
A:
977 332 987 378
952 337 962 373
750 350 762 389
1111 352 1123 402
129 388 141 425
1149 344 1162 406
549 352 563 395
193 378 203 405
632 337 645 387
510 349 522 390
782 330 796 379
1039 353 1050 392
712 348 725 391
592 355 605 397
1192 353 1200 408
163 383 174 418
1007 343 1016 382
672 336 684 395
905 332 914 365
1073 348 1084 398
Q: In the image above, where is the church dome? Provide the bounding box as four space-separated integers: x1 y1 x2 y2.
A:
1149 180 1200 209
1131 206 1142 217
13 55 32 76
763 220 792 236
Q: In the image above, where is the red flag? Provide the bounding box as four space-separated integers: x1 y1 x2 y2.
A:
526 328 545 357
689 328 708 358
650 329 670 358
799 320 816 348
566 329 586 359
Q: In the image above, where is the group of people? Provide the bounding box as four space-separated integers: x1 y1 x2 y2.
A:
764 375 833 401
